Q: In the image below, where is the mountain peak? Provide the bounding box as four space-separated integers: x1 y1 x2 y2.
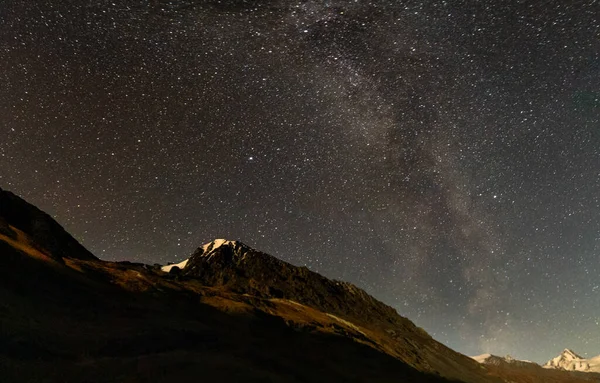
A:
199 238 254 259
471 354 493 363
471 353 536 368
201 238 243 252
161 239 252 273
562 349 582 359
165 238 414 333
543 348 599 372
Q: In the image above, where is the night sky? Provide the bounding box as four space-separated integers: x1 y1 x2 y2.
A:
1 0 599 363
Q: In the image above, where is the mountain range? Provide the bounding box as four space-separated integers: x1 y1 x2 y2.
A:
1 187 598 383
470 350 600 382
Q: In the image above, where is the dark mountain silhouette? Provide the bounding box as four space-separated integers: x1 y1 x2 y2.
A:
0 187 96 262
0 189 598 383
174 239 493 381
181 239 412 327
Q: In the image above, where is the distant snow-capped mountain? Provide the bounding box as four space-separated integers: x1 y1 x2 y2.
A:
471 354 537 368
160 238 241 272
544 349 600 372
471 351 600 382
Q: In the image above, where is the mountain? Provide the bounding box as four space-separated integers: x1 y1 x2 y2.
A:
161 238 494 381
0 191 491 383
0 187 96 262
471 352 600 383
0 188 598 383
471 354 537 369
544 349 600 372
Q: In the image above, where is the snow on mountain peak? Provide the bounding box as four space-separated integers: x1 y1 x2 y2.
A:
471 354 492 363
197 239 256 261
161 240 246 273
562 348 582 359
544 349 600 373
161 258 189 272
471 353 536 367
201 238 240 252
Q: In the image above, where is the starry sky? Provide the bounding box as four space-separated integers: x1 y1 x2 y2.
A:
1 0 599 363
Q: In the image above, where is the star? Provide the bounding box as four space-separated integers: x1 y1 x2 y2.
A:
1 0 599 364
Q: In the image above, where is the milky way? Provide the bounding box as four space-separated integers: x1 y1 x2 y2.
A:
1 0 599 362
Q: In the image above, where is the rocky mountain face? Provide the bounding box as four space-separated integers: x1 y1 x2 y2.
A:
163 238 498 382
175 239 411 330
544 349 600 372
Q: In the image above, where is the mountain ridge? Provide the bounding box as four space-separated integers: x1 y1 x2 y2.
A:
0 187 96 262
166 238 407 331
0 190 490 382
0 188 598 383
471 351 600 382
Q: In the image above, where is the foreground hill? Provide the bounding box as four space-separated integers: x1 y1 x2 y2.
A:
0 188 597 383
0 188 96 262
